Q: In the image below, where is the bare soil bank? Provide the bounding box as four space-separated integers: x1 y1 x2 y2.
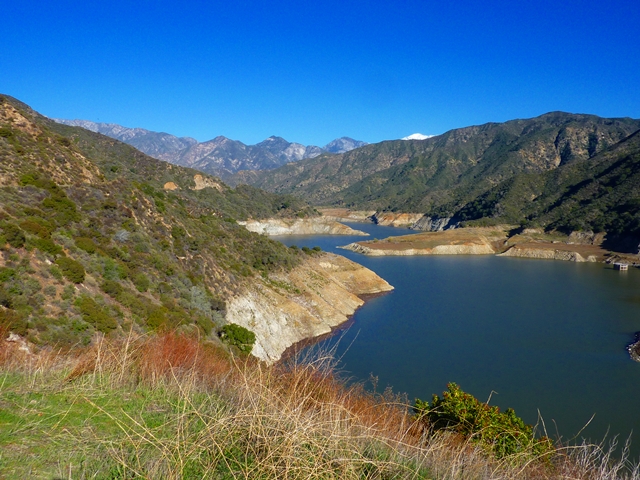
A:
340 226 640 265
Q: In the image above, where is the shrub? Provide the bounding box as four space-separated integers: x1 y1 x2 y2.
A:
19 219 52 238
75 237 98 254
74 295 118 333
0 285 13 308
2 224 26 248
220 324 256 354
146 307 169 331
171 226 186 239
101 279 124 298
414 383 553 459
0 309 27 336
56 256 86 284
0 267 16 283
133 273 150 293
195 315 214 336
31 237 63 256
48 265 63 281
61 284 76 301
42 194 80 225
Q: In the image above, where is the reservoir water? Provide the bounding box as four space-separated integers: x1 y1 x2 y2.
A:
275 222 640 460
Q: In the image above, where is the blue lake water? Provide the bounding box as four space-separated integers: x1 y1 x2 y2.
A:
275 222 640 460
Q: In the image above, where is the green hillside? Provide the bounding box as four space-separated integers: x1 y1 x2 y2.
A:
458 130 640 236
238 112 640 239
0 95 317 348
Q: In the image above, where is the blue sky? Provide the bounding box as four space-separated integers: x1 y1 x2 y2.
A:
2 0 639 146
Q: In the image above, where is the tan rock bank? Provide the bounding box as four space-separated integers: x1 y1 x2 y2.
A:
225 253 393 363
498 246 598 262
239 218 368 236
340 228 501 256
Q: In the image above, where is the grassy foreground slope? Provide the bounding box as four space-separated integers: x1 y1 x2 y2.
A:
2 332 638 480
0 94 317 348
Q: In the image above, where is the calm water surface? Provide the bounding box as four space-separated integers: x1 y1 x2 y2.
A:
275 223 640 459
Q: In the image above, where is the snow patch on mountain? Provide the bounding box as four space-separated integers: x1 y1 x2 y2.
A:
402 133 434 140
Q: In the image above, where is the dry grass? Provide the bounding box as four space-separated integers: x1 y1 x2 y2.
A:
1 332 639 479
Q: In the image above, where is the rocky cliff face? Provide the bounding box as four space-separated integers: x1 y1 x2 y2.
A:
318 208 377 223
411 216 458 231
239 218 368 236
225 253 393 363
371 212 425 228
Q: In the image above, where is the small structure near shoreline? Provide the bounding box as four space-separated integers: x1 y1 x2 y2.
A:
614 262 629 271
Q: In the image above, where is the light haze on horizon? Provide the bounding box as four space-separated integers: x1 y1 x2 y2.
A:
2 0 639 146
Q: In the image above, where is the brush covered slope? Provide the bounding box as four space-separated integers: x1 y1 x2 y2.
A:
0 95 391 360
238 112 640 241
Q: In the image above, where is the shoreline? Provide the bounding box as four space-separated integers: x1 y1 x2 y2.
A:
276 290 394 365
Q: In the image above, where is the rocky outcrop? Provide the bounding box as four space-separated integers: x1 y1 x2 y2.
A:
239 218 368 236
225 253 393 363
567 231 605 245
411 215 458 231
498 246 597 262
192 174 223 191
371 212 424 227
628 333 640 363
318 208 377 223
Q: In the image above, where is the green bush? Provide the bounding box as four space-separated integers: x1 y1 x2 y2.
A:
19 219 52 238
31 237 63 256
2 224 26 248
0 309 27 336
146 306 169 330
101 279 124 298
42 193 80 226
0 267 16 283
414 383 553 459
133 273 150 293
74 295 117 333
195 315 214 336
220 324 256 354
75 237 98 254
48 265 63 281
56 256 86 284
0 285 13 308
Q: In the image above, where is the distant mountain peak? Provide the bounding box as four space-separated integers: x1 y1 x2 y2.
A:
323 137 368 154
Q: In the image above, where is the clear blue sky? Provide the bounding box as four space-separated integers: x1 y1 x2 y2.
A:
2 0 639 146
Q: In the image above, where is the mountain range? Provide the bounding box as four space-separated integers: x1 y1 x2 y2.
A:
53 119 367 181
235 112 640 242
